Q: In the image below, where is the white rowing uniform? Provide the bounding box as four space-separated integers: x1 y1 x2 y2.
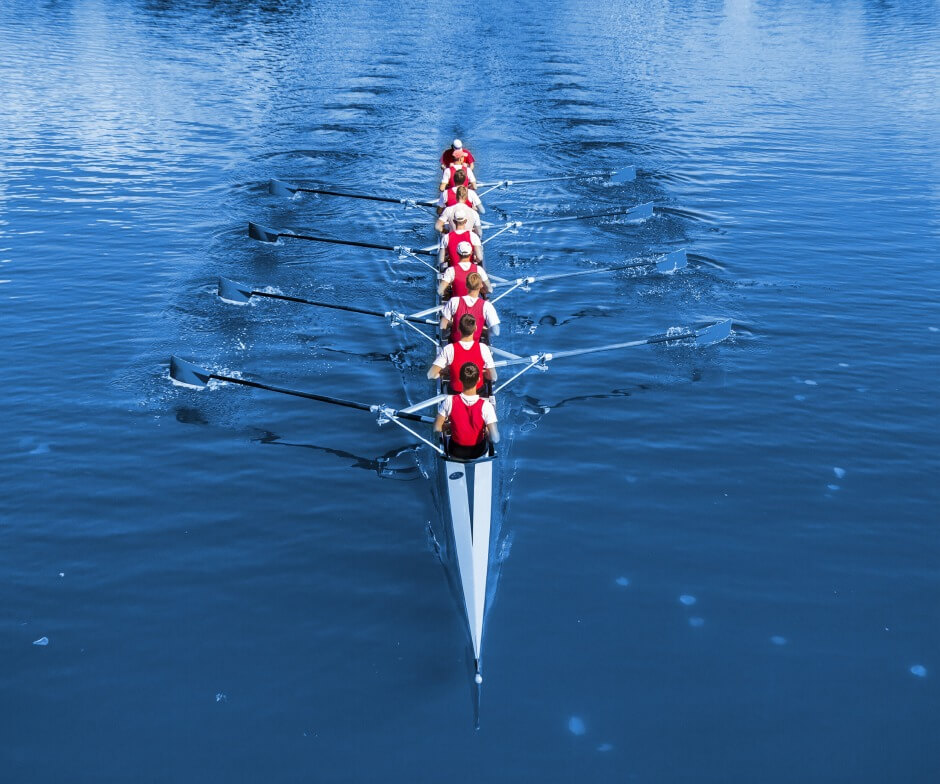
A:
442 294 500 330
439 204 483 235
440 260 490 289
438 187 484 213
438 393 498 424
432 339 496 372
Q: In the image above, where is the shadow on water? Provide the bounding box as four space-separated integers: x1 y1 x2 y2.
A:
251 430 423 481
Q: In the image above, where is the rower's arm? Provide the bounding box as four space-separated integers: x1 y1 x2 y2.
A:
434 217 445 233
437 277 450 298
487 423 500 444
434 413 447 433
473 245 483 263
427 365 443 380
484 367 497 382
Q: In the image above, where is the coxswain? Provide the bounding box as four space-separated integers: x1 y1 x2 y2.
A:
437 171 484 215
439 208 483 267
440 146 477 191
440 272 500 343
434 362 499 461
439 242 490 298
436 193 483 238
427 313 497 393
440 139 476 171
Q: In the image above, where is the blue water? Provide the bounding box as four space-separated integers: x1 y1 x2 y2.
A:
2 0 938 780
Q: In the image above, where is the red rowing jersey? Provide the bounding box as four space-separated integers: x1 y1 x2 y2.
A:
441 148 475 168
446 230 475 267
449 394 486 447
444 188 475 209
449 340 486 394
445 163 474 189
450 261 478 298
452 296 486 343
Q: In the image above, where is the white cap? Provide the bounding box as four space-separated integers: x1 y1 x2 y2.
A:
452 139 463 150
453 207 468 223
457 241 473 256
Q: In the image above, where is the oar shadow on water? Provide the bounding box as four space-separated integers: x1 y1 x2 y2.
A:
293 340 428 374
250 430 423 481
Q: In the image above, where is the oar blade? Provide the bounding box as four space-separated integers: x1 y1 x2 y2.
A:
248 222 280 243
218 277 253 305
609 165 636 184
269 179 297 198
169 356 212 389
694 319 733 346
626 201 654 221
656 249 688 273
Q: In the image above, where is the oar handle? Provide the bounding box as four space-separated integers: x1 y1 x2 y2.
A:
209 373 432 423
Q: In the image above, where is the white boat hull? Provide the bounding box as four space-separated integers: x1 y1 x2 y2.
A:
443 456 494 674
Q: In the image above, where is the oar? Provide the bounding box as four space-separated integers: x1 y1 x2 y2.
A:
488 249 688 303
169 356 433 423
218 277 437 325
248 222 436 256
270 179 437 208
218 277 440 347
490 319 733 392
482 201 655 244
476 165 636 196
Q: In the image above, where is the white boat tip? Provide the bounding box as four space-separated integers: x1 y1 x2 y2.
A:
475 673 483 684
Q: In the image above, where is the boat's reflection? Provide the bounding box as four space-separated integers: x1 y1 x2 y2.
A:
251 430 423 480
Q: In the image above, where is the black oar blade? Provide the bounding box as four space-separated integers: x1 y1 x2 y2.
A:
269 179 297 198
248 222 280 243
656 249 688 273
170 356 212 389
609 165 636 184
218 277 254 304
694 319 733 346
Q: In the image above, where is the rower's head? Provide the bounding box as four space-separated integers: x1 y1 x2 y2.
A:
453 207 468 228
457 240 473 260
453 169 467 186
455 185 469 201
458 313 477 339
465 272 483 294
452 138 463 151
458 361 480 392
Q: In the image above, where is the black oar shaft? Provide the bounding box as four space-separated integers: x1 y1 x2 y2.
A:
208 373 432 423
249 291 428 324
294 186 434 207
279 231 434 256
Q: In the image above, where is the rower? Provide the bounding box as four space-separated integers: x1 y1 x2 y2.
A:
439 242 490 298
437 171 484 215
427 313 497 393
440 146 477 192
436 192 483 238
441 272 500 343
434 362 499 461
440 138 475 171
439 208 483 267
